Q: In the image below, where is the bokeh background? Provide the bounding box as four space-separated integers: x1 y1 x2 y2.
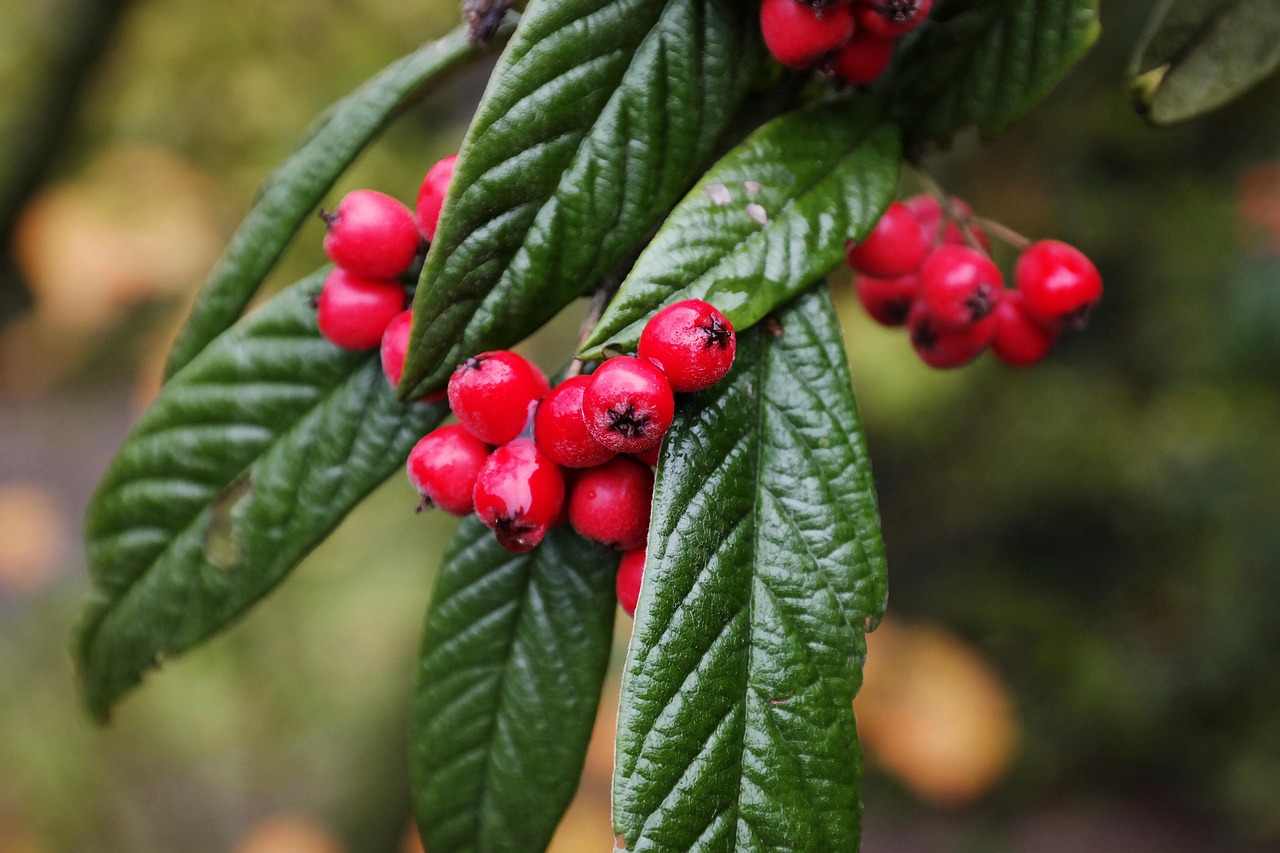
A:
2 2 1279 851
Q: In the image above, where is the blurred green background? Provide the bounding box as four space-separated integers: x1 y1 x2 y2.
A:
2 1 1279 851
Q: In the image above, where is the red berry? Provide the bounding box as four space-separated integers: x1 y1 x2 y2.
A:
616 548 646 618
902 194 991 252
472 438 564 553
907 299 995 369
854 0 932 38
760 0 856 69
637 299 737 393
992 290 1057 367
846 201 931 278
534 375 616 468
920 244 1004 329
415 154 457 242
380 310 413 388
568 457 654 551
448 351 551 446
321 189 421 279
1014 239 1103 329
316 269 405 350
406 424 490 516
582 357 675 454
629 442 662 468
855 273 919 326
830 28 895 85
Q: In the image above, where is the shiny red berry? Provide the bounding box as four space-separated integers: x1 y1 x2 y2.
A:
448 351 550 446
582 357 675 454
415 154 457 242
616 548 646 618
568 457 654 551
472 438 564 553
855 273 919 326
920 244 1004 329
316 269 405 350
829 28 895 85
902 194 991 252
637 299 736 393
907 299 996 369
1014 239 1103 329
854 0 932 38
321 189 421 279
760 0 856 69
846 201 931 278
380 310 447 401
534 375 616 469
406 424 490 516
992 290 1057 367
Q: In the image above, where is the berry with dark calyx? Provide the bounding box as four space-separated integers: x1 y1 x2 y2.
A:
415 154 457 242
448 351 551 446
316 268 405 350
1014 239 1103 330
903 194 991 252
321 189 421 279
920 244 1005 329
992 290 1058 367
534 375 616 469
855 0 932 38
855 273 919 327
568 456 654 551
829 28 896 85
846 201 931 278
616 548 646 618
406 425 490 516
760 0 856 70
582 357 675 454
907 299 996 369
473 438 565 553
637 299 736 393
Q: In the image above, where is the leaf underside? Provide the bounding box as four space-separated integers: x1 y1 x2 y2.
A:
612 286 887 853
412 518 618 853
79 270 446 720
398 0 762 398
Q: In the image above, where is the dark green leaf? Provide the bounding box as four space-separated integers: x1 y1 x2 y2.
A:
163 17 518 378
579 99 900 359
892 0 1100 146
612 286 887 852
1130 0 1280 124
412 518 617 853
79 270 446 720
398 0 762 398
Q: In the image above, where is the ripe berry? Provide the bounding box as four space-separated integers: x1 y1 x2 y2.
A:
907 299 996 369
582 357 675 454
321 189 421 279
534 375 616 469
415 154 457 242
829 28 896 85
629 442 662 468
448 351 551 446
616 548 646 618
472 438 564 553
992 290 1057 367
920 244 1005 328
903 194 991 252
568 457 654 551
637 299 737 393
380 310 447 401
760 0 856 69
406 425 490 516
316 269 405 350
846 201 931 278
855 0 933 38
1014 239 1103 329
855 273 919 326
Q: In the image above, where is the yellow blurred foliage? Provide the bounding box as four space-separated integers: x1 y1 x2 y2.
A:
233 814 344 853
0 481 67 593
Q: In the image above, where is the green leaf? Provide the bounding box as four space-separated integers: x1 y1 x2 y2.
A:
612 286 887 852
412 518 617 853
79 270 446 720
162 16 518 379
398 0 762 399
579 99 899 359
1129 0 1280 124
891 0 1100 146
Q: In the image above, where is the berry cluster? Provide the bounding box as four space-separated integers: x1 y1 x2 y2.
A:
759 0 932 85
847 194 1103 368
402 300 737 615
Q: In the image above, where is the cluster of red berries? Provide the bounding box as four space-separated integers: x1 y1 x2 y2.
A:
847 194 1103 368
760 0 931 85
313 154 457 357
403 299 737 616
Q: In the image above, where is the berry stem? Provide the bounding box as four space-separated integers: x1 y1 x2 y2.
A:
567 275 620 378
972 216 1032 251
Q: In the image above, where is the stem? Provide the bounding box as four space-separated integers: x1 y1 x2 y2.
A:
567 278 619 378
973 216 1032 251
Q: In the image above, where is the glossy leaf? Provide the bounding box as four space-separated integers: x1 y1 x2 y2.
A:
892 0 1100 146
612 286 887 852
579 99 900 359
1130 0 1280 124
398 0 762 398
163 17 518 378
79 270 446 720
412 518 618 853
